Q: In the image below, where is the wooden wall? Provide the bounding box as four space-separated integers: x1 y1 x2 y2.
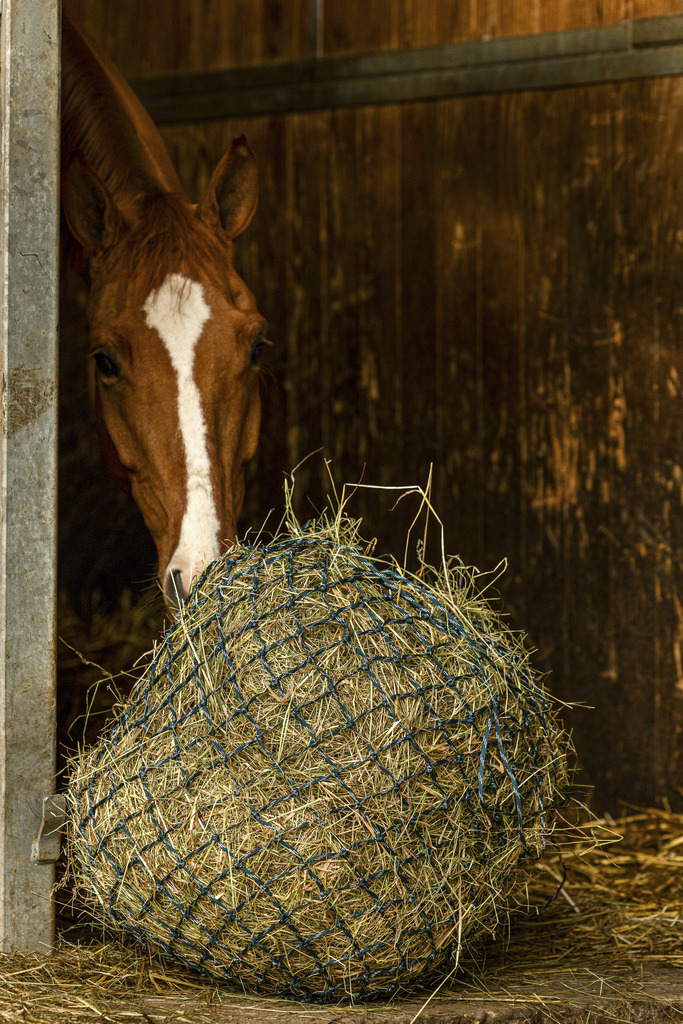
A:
67 0 683 72
61 1 683 813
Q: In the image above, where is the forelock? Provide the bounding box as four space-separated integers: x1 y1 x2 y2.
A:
103 192 234 294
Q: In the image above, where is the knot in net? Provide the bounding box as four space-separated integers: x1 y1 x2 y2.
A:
69 533 571 1002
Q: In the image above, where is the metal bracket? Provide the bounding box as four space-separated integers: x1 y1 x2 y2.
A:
31 794 66 864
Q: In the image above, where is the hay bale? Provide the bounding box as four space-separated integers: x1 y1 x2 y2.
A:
68 523 572 1002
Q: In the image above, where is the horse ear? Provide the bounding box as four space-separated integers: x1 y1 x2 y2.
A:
197 135 258 239
62 152 125 255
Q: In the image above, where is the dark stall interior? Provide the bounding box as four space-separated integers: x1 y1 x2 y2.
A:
41 3 683 1018
59 0 683 818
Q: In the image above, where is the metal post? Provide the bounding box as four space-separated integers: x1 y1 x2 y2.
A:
0 0 60 951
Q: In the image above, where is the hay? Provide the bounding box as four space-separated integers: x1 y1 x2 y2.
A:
475 806 683 978
67 515 572 1002
57 585 165 785
0 940 240 1024
25 813 683 1022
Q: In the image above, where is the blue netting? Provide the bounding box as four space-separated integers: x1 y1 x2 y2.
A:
69 534 570 1002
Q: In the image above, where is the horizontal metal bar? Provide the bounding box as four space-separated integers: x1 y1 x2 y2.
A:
632 14 683 46
131 15 683 123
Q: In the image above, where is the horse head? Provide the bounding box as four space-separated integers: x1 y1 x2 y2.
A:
61 10 268 612
62 137 266 611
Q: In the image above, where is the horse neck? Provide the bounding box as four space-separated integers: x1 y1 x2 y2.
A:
61 10 184 213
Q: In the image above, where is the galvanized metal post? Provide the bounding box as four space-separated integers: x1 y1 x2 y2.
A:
0 0 60 951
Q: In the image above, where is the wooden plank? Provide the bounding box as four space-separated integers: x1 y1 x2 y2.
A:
476 96 526 575
352 105 403 501
0 0 60 950
432 97 483 561
318 108 355 478
398 103 438 498
63 0 683 76
239 117 298 526
130 17 683 122
607 78 683 806
526 86 621 808
281 112 330 510
514 88 572 673
66 0 310 75
318 104 407 545
322 0 400 55
632 0 683 15
323 0 638 51
100 967 683 1022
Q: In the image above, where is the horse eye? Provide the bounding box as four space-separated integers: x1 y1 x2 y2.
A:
92 349 121 382
249 333 267 366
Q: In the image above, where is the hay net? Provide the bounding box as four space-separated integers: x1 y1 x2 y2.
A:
69 528 571 1003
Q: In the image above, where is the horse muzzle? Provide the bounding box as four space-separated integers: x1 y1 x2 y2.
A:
164 567 188 609
163 542 220 612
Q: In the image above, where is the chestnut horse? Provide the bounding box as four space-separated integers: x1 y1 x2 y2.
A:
61 10 267 610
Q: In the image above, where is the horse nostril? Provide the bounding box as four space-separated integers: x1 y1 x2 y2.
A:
165 568 187 609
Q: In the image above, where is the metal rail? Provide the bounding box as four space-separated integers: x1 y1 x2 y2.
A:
131 14 683 123
0 0 60 951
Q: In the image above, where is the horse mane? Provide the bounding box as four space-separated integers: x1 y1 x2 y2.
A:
105 192 235 295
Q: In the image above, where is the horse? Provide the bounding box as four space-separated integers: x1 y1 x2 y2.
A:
60 9 267 611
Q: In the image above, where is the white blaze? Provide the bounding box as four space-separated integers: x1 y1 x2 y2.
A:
143 272 219 598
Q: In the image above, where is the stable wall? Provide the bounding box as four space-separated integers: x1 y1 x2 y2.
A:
61 0 683 813
68 0 683 70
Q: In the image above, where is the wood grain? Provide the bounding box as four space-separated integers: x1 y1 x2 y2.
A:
59 3 683 811
64 0 310 75
323 0 683 53
65 0 683 74
159 76 683 812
